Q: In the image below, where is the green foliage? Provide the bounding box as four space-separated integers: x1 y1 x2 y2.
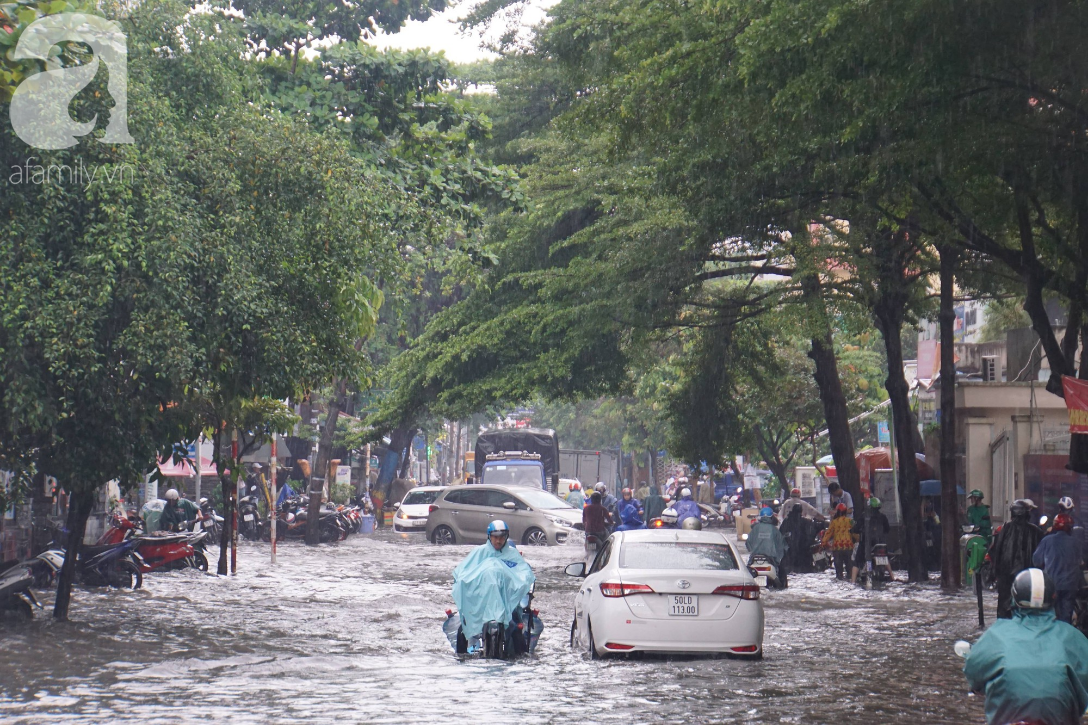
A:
979 298 1032 343
0 0 90 101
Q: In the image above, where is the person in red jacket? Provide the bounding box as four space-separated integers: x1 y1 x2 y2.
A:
582 491 612 537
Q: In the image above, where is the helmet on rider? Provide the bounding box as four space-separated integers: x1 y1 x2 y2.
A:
595 482 607 493
622 487 633 498
569 482 580 491
1011 568 1055 610
1059 496 1075 512
680 487 692 498
681 517 703 530
165 488 179 501
790 488 802 498
969 489 984 501
660 508 678 525
869 496 882 509
1010 499 1031 518
1053 513 1074 533
760 506 775 518
835 503 848 514
487 520 509 537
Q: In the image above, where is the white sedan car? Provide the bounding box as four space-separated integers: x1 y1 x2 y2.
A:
565 529 764 658
392 486 444 533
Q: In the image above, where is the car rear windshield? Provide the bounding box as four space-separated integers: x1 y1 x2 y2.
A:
619 542 739 571
402 490 439 506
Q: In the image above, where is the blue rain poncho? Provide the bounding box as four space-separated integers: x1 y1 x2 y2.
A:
675 497 700 525
614 502 646 532
965 607 1088 725
452 542 536 640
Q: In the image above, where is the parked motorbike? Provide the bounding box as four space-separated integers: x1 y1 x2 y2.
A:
0 560 42 619
196 498 223 543
239 488 264 542
748 554 782 589
40 537 144 589
98 513 207 573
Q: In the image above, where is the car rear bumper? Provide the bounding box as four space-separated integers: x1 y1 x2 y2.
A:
592 604 764 653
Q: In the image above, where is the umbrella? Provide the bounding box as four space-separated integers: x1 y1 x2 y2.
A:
920 480 965 497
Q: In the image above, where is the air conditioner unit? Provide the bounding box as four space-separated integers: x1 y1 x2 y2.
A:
981 356 997 382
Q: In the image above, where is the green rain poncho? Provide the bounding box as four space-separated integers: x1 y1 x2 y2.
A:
964 607 1088 725
452 541 536 640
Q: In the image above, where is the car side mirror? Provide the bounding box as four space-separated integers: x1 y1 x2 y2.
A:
503 501 517 510
564 562 586 577
393 502 400 509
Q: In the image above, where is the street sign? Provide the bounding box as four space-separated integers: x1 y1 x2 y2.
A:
877 421 890 444
335 465 351 486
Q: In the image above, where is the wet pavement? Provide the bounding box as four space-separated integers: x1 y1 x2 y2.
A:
0 530 989 724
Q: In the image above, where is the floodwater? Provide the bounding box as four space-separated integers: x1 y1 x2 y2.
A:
0 530 990 724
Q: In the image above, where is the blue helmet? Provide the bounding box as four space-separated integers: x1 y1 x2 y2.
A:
760 506 775 518
487 520 509 536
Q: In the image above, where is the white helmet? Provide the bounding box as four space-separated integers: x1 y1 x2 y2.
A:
660 508 678 524
595 482 607 493
1059 496 1075 512
165 488 179 501
680 487 692 498
487 520 509 536
667 477 676 485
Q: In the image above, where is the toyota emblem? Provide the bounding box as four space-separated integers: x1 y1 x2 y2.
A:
676 579 691 589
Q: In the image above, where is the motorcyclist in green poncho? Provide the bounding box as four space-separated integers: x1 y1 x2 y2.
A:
967 489 993 542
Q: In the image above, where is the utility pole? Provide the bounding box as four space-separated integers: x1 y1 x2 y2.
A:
270 433 277 565
230 428 238 575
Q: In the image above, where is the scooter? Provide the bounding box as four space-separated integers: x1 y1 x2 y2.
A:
856 543 891 590
99 514 207 573
748 554 782 589
443 583 543 659
239 487 264 542
196 498 223 543
0 560 42 619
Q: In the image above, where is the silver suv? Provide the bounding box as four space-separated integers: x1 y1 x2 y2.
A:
426 484 581 546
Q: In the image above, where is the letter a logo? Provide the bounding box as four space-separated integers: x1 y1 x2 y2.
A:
9 14 135 150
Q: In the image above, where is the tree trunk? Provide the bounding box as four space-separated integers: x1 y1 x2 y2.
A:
939 245 961 591
874 302 928 583
307 391 344 545
375 426 416 515
808 330 863 508
52 488 94 621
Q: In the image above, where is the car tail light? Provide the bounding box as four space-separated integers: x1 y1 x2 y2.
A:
429 505 437 513
599 582 655 597
604 642 635 650
730 645 758 653
713 584 760 600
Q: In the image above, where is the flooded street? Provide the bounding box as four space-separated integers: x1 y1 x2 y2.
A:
1 532 988 724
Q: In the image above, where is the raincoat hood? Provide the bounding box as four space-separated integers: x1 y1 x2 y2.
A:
452 542 536 640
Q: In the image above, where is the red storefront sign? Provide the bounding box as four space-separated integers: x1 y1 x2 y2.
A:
1061 375 1088 433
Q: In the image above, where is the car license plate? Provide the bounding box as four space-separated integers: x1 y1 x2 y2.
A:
669 594 698 616
244 514 255 522
410 519 426 526
875 556 889 566
755 575 768 587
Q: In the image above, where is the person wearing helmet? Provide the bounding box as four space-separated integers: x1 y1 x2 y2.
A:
850 497 893 584
619 487 643 519
594 482 618 524
159 487 200 533
659 507 679 527
564 481 585 510
990 499 1044 619
582 491 613 539
966 489 993 542
451 519 536 654
964 568 1088 725
1032 513 1084 623
674 487 700 527
614 495 647 532
746 507 788 587
821 503 858 579
779 488 826 524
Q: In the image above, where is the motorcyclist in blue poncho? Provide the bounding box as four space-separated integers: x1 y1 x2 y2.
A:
965 568 1088 725
451 520 536 655
674 487 701 527
614 499 646 532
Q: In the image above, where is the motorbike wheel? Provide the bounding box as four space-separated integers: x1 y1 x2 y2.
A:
0 597 33 620
319 524 340 544
106 559 142 590
523 528 549 546
192 552 209 572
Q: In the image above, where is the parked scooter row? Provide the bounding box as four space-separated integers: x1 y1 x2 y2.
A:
256 490 364 544
98 512 211 573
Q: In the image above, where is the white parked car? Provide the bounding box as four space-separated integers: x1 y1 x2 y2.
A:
565 529 764 658
393 486 444 533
